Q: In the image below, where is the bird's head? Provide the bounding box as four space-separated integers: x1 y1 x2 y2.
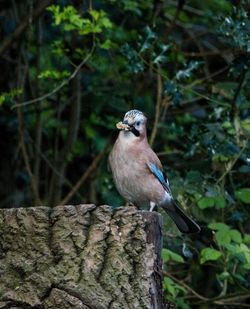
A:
116 109 147 139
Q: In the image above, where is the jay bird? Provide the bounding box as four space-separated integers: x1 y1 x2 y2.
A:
109 109 200 234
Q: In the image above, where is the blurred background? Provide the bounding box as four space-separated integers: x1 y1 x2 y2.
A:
0 0 249 307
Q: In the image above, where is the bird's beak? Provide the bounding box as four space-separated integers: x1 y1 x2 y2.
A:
116 120 131 131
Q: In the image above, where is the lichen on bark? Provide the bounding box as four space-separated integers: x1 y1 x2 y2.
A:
0 205 165 308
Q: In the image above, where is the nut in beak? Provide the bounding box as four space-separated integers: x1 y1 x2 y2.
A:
116 121 130 131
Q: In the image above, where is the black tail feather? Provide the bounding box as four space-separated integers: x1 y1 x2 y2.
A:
162 201 201 234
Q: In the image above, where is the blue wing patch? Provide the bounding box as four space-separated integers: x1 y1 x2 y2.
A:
147 162 165 184
147 162 171 195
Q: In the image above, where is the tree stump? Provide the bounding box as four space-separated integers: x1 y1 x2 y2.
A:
0 205 167 308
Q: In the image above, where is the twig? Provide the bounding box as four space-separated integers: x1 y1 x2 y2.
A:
49 65 82 204
166 1 204 16
137 52 230 107
28 135 83 200
33 18 43 205
12 44 95 109
216 145 246 185
165 272 209 301
166 272 250 306
17 55 41 205
0 0 51 56
231 68 247 119
165 0 186 37
182 49 232 57
185 65 229 89
195 292 250 306
150 65 162 146
59 135 112 206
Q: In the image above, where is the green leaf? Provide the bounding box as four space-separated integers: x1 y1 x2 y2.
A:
241 118 250 132
0 95 4 105
214 196 226 208
200 248 222 264
208 222 230 231
89 9 100 21
239 244 250 263
38 70 70 80
235 188 250 204
216 230 231 246
243 263 250 270
100 39 113 50
230 229 242 244
0 88 23 105
162 248 184 263
218 271 230 280
198 197 214 209
163 277 177 297
244 234 250 244
163 277 186 298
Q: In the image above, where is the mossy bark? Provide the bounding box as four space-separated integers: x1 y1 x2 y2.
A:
0 205 167 308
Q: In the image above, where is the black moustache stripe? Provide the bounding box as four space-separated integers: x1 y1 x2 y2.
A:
131 126 140 137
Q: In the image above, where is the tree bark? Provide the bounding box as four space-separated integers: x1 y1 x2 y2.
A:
0 205 169 308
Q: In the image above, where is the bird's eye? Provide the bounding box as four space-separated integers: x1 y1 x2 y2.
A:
136 121 141 126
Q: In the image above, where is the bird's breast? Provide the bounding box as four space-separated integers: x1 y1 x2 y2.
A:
109 141 165 205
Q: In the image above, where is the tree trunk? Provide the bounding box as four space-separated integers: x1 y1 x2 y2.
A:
0 205 170 308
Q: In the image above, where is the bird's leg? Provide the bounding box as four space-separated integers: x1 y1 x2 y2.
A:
149 201 156 212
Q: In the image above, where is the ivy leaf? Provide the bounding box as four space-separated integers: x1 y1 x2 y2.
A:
200 248 222 264
235 188 250 204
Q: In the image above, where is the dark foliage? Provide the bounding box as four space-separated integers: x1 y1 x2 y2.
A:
0 0 249 307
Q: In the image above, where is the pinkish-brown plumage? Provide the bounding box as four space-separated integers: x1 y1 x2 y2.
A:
109 110 200 234
109 133 165 205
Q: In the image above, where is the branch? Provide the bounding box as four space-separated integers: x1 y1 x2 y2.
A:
138 52 230 107
166 272 250 307
182 49 232 57
231 68 247 119
16 56 41 204
12 44 95 109
59 135 112 206
28 134 83 201
49 69 82 204
0 0 51 56
165 272 209 302
165 0 186 37
196 292 250 306
149 66 162 147
33 18 43 204
216 145 246 185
